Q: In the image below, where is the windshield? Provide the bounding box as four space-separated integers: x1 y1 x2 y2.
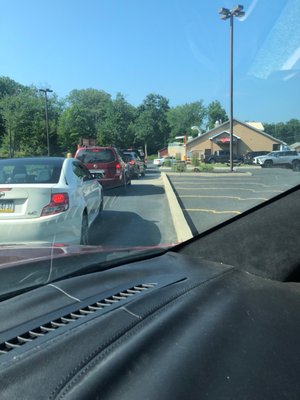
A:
0 158 63 184
76 149 116 164
0 0 299 293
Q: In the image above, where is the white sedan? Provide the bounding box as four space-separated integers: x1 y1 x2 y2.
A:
153 156 177 166
0 157 103 245
153 157 164 166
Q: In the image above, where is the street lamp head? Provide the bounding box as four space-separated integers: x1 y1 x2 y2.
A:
232 5 245 17
219 7 230 19
219 7 230 15
232 5 244 12
219 5 245 19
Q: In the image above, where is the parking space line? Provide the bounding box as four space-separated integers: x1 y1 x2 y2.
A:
185 208 241 215
180 195 268 201
175 187 283 193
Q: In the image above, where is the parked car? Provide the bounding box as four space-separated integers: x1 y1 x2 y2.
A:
121 151 145 178
0 157 103 245
75 146 130 189
253 150 300 169
204 150 243 164
161 156 177 166
153 156 177 167
243 151 269 164
153 157 164 166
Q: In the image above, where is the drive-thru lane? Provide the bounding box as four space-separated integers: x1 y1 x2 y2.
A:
89 167 180 247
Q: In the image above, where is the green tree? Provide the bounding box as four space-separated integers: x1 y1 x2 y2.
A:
264 119 300 145
97 93 136 147
57 88 112 152
0 76 25 146
134 94 170 156
167 101 206 139
0 86 62 157
206 100 228 130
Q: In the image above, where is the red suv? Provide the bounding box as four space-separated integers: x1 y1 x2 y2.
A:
74 146 130 189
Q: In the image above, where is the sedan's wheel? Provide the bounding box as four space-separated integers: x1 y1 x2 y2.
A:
209 159 216 164
99 193 104 212
264 160 273 168
292 160 300 171
80 213 89 245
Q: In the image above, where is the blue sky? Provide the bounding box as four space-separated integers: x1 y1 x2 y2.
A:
0 0 299 123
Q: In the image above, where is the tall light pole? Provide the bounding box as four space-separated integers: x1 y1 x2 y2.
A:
39 88 53 156
219 5 245 171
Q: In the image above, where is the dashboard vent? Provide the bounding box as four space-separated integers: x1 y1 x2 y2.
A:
0 283 157 356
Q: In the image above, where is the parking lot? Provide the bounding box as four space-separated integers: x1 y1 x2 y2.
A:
166 167 300 235
85 164 300 247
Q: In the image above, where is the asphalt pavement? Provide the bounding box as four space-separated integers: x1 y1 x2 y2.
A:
89 166 182 247
165 166 300 235
89 164 300 246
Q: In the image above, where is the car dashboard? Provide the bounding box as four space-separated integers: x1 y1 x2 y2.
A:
0 184 300 399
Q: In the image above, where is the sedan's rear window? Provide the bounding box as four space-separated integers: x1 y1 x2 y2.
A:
0 159 63 184
77 149 115 163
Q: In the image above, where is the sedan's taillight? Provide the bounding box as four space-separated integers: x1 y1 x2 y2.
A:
41 193 69 216
116 163 121 170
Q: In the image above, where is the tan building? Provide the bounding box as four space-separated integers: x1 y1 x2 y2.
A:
187 119 286 160
290 142 300 152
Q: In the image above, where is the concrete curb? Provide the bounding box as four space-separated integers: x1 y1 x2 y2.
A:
161 172 193 243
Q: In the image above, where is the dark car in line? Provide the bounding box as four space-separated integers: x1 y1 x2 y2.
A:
75 146 130 189
122 148 147 169
121 151 145 178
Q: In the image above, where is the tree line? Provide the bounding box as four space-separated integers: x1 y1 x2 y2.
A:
0 76 298 158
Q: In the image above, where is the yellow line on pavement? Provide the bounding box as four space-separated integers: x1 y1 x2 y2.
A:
180 195 268 201
175 187 283 193
185 208 241 215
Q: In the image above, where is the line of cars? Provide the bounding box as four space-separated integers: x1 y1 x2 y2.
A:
74 146 146 188
0 146 146 246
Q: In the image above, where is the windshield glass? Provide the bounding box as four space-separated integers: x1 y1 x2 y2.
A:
0 158 63 184
0 0 299 293
76 149 116 163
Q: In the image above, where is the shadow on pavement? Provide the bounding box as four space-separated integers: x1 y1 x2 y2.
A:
90 210 162 247
104 184 164 197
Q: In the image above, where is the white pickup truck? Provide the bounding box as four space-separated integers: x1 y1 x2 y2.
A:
253 150 300 170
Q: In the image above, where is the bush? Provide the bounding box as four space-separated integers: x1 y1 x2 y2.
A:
172 162 186 172
191 154 200 167
199 164 214 172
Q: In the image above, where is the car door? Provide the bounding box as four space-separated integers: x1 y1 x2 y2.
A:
72 161 101 224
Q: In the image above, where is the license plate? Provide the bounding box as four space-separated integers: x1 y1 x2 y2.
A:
0 200 14 213
90 169 105 178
